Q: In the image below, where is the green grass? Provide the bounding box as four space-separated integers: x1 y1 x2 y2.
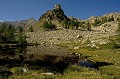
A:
8 43 120 79
9 65 113 79
62 65 111 79
58 41 120 79
6 35 120 79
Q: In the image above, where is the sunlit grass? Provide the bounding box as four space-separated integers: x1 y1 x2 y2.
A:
9 65 113 79
59 42 120 79
6 35 120 79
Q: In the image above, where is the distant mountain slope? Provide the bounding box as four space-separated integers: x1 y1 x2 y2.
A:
0 18 37 31
2 18 37 27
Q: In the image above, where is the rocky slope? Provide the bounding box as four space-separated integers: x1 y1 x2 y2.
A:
1 4 120 47
26 10 120 48
26 4 120 45
26 21 117 45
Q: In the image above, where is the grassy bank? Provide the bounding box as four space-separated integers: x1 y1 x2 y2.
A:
7 42 120 79
9 65 112 79
58 41 120 79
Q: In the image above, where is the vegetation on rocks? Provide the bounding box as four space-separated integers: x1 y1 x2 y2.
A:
41 21 56 31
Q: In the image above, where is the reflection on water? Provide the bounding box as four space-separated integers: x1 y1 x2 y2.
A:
0 44 80 78
26 44 69 56
0 44 112 78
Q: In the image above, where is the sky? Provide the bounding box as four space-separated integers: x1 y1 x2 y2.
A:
0 0 120 21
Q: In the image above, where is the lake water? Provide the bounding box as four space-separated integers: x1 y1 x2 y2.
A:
0 44 100 78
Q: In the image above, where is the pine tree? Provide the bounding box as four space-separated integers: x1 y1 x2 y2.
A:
79 22 85 29
16 33 27 46
117 21 120 33
69 21 74 29
117 18 120 21
4 24 15 43
28 25 34 32
61 19 68 29
86 21 91 31
93 19 98 26
74 21 79 30
102 16 108 23
108 15 114 21
17 26 23 32
110 15 114 21
42 21 56 31
0 23 7 33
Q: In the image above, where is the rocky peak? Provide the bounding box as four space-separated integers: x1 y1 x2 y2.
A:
39 4 69 21
54 4 61 10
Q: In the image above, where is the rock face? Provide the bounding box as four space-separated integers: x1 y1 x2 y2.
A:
26 12 120 45
54 4 61 10
39 4 68 21
26 23 117 45
36 4 69 29
26 12 120 46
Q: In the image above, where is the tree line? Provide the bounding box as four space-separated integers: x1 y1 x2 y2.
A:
0 23 27 46
42 20 92 31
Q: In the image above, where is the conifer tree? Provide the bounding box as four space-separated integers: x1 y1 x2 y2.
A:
28 25 34 32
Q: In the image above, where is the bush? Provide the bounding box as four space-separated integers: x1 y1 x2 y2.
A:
93 19 100 26
85 21 91 31
117 21 120 33
17 26 23 32
0 23 7 33
0 24 16 43
16 33 27 46
10 67 24 75
28 26 34 32
61 19 69 29
42 21 56 31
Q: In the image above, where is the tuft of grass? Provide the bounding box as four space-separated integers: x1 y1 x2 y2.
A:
9 70 58 79
61 65 112 79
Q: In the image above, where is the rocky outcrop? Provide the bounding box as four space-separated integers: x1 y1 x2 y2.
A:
36 4 69 29
39 4 69 22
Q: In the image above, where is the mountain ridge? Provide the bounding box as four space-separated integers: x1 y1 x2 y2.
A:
0 4 120 32
35 4 120 31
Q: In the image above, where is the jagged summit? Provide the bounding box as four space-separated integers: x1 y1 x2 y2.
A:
54 4 62 10
36 4 71 30
39 4 69 21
